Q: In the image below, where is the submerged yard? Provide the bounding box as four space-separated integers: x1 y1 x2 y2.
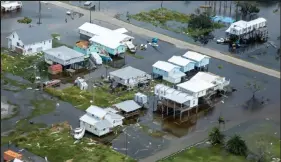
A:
44 84 136 110
13 122 135 162
128 8 224 38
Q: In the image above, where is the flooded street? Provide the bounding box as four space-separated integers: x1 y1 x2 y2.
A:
1 1 280 161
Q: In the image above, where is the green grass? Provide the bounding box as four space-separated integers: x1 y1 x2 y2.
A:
44 85 136 110
12 122 136 162
1 52 45 82
17 17 32 24
159 146 248 162
129 8 225 38
126 52 144 59
2 75 30 90
51 33 61 39
1 99 56 145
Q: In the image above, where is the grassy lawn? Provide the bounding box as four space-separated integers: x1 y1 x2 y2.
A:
126 51 144 59
1 99 56 145
44 85 136 110
129 8 225 38
158 146 248 162
12 122 135 162
1 52 46 82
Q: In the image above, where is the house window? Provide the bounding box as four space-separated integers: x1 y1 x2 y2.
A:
22 45 24 48
113 120 115 124
44 41 45 45
13 34 14 38
103 128 106 131
17 42 20 46
95 128 97 130
49 40 51 43
89 125 91 128
193 100 195 105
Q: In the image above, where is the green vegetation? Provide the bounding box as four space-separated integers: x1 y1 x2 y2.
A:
1 100 56 145
129 8 225 38
208 127 225 145
217 65 223 69
1 52 44 82
51 33 61 39
158 146 247 162
226 135 248 156
235 2 260 16
12 122 136 162
140 124 165 138
2 76 30 90
17 17 32 24
44 85 136 110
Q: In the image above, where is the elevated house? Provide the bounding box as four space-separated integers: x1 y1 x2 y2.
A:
109 66 151 88
44 46 85 70
152 61 185 84
154 84 199 121
182 51 210 71
79 105 124 137
190 72 230 92
168 56 195 73
113 100 142 118
226 18 267 36
177 79 215 98
6 26 52 55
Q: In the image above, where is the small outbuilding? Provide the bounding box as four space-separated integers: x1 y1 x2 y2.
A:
109 66 151 88
113 100 142 118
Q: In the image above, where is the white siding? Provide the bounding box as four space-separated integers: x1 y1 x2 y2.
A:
80 120 110 137
7 32 52 55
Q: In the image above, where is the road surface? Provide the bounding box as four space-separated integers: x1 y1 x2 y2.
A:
47 1 280 79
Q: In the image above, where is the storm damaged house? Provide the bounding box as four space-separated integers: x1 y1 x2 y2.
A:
7 26 52 55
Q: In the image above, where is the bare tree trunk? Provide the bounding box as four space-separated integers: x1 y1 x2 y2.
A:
229 1 232 16
213 1 217 14
219 1 222 14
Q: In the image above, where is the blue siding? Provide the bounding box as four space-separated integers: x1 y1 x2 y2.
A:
90 42 127 56
73 46 89 56
192 57 210 67
153 67 168 77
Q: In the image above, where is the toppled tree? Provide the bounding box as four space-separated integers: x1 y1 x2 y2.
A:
17 17 32 24
245 79 263 99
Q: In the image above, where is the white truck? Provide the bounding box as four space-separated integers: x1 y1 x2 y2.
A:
1 1 22 12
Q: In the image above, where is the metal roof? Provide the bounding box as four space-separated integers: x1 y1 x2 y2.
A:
153 61 180 72
112 28 129 34
79 114 99 126
104 107 119 114
78 22 112 36
86 105 107 119
177 79 215 93
12 25 52 45
95 120 112 130
44 46 84 61
168 56 195 67
89 35 123 49
190 72 223 84
114 100 141 112
105 112 124 120
109 66 149 80
163 93 192 104
182 51 210 62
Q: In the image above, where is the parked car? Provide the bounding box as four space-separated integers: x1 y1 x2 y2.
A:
66 10 71 15
84 1 92 6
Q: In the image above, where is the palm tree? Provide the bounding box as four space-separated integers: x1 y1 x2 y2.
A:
226 134 248 156
208 127 225 145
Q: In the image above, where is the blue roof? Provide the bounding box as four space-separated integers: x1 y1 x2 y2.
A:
211 16 235 23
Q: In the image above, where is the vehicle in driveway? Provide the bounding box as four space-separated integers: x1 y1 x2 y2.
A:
84 1 92 6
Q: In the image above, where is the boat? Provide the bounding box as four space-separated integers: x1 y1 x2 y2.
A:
126 41 137 53
151 38 159 47
73 127 85 140
1 1 22 12
43 79 61 88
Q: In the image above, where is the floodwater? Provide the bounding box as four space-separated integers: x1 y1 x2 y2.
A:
69 1 281 71
1 1 280 160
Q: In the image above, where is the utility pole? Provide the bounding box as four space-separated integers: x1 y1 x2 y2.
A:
37 1 42 24
161 1 163 8
90 9 92 23
98 1 100 11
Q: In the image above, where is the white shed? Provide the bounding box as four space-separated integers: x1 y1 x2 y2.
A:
182 51 210 69
134 92 148 105
168 56 195 73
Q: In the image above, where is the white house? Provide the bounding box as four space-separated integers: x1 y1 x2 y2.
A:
168 56 195 73
6 26 52 55
109 66 151 88
152 61 186 84
177 79 215 98
182 51 210 70
79 105 124 137
154 84 198 108
226 17 267 36
190 72 230 91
